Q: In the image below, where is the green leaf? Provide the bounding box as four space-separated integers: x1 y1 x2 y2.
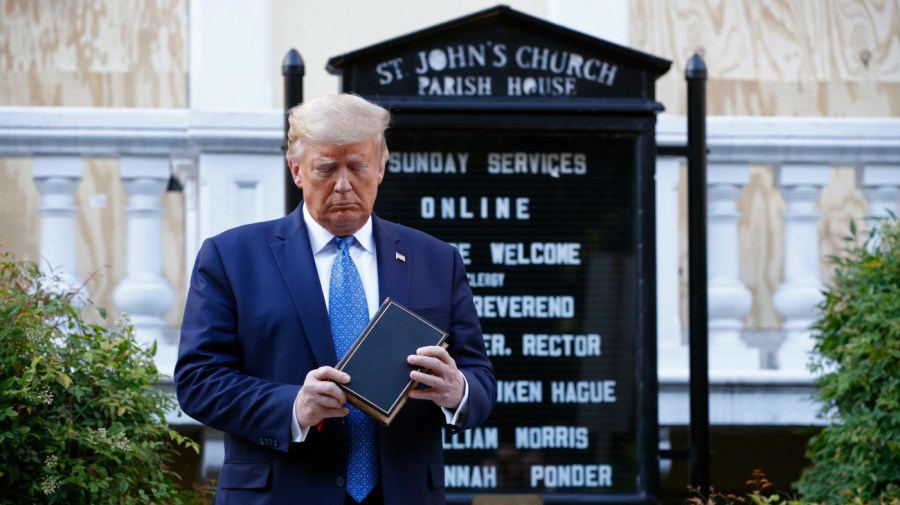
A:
55 372 72 389
0 303 21 318
0 251 193 501
797 216 900 504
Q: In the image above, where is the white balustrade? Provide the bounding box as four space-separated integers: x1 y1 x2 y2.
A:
861 164 900 220
32 155 86 300
2 107 283 383
113 155 177 375
6 108 900 428
707 164 755 371
772 164 828 374
172 157 200 292
861 165 900 251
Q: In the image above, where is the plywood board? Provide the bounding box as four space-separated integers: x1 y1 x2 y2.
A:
0 0 188 107
631 0 900 116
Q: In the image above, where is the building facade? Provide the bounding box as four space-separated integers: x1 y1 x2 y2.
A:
1 0 898 501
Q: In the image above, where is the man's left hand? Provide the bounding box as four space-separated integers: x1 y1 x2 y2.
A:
407 345 465 410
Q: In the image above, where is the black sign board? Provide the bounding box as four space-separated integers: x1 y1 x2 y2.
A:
328 6 670 503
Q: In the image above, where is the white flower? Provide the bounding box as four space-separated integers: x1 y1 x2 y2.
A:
40 475 59 495
92 427 131 452
109 431 132 452
35 386 53 405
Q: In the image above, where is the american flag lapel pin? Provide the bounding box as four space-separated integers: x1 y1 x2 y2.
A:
395 251 406 262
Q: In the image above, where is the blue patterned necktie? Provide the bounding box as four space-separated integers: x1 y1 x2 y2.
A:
329 235 378 503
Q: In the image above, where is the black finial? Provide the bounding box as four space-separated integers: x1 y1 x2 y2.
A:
685 53 707 80
282 49 305 76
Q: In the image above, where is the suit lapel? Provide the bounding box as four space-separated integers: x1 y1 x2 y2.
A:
373 215 411 308
270 207 337 367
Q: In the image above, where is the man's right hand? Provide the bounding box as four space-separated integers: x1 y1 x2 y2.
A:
295 366 351 428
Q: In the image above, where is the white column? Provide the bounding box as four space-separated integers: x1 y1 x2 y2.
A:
32 155 86 299
198 153 285 240
655 158 687 375
707 164 754 371
113 156 177 375
173 157 200 290
189 0 272 110
772 164 828 374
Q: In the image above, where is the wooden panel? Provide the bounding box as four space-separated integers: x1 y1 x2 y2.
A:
818 167 868 285
658 77 900 116
75 159 127 321
162 191 185 326
0 0 188 107
737 167 785 329
631 0 900 116
0 158 40 261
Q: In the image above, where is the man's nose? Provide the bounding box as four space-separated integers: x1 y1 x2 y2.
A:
334 168 352 192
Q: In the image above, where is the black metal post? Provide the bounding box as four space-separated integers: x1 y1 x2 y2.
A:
686 53 710 498
282 48 305 215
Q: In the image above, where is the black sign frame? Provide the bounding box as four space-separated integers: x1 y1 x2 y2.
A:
383 109 659 505
325 6 669 503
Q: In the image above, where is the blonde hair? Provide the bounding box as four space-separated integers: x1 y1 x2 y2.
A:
285 94 391 165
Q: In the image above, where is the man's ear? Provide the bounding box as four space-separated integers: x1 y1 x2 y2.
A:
288 161 303 189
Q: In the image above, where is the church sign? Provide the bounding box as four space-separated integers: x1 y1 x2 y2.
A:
370 40 625 98
328 6 670 503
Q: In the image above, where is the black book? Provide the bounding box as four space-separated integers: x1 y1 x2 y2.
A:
335 297 449 426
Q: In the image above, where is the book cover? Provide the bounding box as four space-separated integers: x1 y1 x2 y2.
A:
334 297 449 426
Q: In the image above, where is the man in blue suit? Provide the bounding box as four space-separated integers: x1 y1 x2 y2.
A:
175 94 496 505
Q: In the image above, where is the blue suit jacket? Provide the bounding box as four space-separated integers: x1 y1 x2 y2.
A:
175 206 496 505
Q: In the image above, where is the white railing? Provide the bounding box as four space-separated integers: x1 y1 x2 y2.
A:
2 107 898 426
0 107 285 378
656 115 900 425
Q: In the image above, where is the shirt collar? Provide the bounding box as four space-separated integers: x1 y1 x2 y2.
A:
302 203 374 255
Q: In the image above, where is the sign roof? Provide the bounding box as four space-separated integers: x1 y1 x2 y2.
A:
327 5 672 105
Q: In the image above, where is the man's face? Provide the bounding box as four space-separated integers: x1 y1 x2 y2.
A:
289 137 385 237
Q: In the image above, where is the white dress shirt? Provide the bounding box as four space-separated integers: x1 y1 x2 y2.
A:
291 204 468 441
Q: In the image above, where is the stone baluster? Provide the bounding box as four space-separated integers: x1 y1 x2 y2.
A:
655 158 687 374
772 164 828 374
32 155 86 299
172 157 200 291
113 156 177 375
861 165 900 247
707 164 754 371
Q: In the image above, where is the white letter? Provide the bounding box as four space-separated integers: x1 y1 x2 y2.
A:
421 197 435 219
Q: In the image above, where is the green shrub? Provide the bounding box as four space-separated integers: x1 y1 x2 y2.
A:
794 216 900 503
0 253 200 504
